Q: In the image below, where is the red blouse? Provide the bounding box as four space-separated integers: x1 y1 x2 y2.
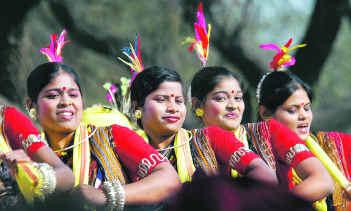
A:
203 126 259 174
268 119 314 168
3 106 166 180
111 125 167 180
3 106 46 157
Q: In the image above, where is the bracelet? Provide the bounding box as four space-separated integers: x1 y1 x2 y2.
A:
22 134 47 152
33 162 57 200
102 180 125 211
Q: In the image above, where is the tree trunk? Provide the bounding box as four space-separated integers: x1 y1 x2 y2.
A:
292 0 348 87
0 0 41 103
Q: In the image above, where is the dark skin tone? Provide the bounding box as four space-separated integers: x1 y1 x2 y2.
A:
139 81 278 187
0 146 75 193
28 71 181 207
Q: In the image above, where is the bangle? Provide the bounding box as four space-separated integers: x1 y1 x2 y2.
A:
33 162 57 200
102 180 125 211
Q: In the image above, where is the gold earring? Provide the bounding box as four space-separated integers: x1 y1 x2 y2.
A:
134 110 142 119
195 108 204 117
29 108 37 120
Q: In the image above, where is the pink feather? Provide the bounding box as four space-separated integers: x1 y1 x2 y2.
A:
40 29 69 62
195 2 207 40
259 44 281 52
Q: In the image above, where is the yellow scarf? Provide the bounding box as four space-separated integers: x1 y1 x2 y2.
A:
82 105 132 129
0 120 44 203
174 128 195 183
231 125 248 177
41 123 91 186
72 124 91 185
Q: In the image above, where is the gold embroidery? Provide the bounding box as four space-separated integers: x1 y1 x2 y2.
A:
285 144 309 164
22 135 46 152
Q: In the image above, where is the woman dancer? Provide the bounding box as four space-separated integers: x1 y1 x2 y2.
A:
26 62 181 210
257 70 351 210
129 65 278 185
190 66 333 209
0 105 74 208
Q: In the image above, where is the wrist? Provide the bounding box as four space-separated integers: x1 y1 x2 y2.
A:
33 162 57 200
101 180 125 211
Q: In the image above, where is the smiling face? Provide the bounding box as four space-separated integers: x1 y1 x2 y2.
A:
273 88 313 140
35 70 83 137
201 77 245 131
141 81 186 137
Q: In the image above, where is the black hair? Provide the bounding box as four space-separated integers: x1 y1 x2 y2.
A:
258 71 313 113
191 66 244 104
130 65 184 108
27 62 82 103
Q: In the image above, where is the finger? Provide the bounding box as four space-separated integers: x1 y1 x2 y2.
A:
9 163 18 177
0 152 6 160
5 150 31 163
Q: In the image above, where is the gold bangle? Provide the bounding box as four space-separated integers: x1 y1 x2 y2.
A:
22 134 47 152
102 180 125 211
33 162 57 200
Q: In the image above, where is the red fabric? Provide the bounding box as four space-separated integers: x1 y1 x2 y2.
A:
3 106 45 156
268 119 314 168
111 125 166 181
339 133 351 178
204 126 259 174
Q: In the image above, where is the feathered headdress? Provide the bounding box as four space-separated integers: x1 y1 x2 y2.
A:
40 29 69 62
118 34 144 82
103 34 144 113
183 2 211 66
259 38 306 70
256 38 306 103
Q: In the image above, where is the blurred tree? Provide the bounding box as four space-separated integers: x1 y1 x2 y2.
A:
0 0 350 131
0 0 41 103
182 0 349 87
48 1 123 57
292 0 349 87
181 0 350 123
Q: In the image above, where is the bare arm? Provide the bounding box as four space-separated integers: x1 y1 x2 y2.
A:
245 158 278 186
74 162 181 208
291 157 334 202
31 145 75 192
124 161 181 204
1 106 74 192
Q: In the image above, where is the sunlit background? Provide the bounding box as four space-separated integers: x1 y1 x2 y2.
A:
1 0 350 132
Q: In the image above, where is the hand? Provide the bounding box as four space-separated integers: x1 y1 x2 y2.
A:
0 149 32 176
70 184 107 208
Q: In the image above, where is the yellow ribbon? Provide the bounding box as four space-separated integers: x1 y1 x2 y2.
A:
72 124 90 186
306 136 350 189
82 105 132 129
0 123 42 203
174 129 196 183
231 125 248 178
